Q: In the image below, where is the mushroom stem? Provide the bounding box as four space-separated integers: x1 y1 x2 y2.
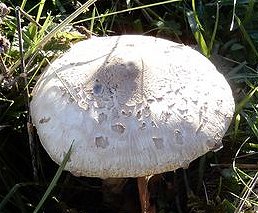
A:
137 176 156 213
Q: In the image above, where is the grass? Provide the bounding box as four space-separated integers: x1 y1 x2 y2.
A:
33 142 73 213
0 0 258 212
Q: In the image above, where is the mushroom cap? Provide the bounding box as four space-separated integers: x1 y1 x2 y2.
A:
30 35 235 178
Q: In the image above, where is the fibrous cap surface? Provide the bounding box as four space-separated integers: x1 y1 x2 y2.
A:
30 35 235 178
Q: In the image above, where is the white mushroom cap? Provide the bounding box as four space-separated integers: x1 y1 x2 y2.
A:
30 35 235 178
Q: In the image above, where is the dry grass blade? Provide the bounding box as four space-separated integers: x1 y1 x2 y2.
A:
234 172 258 213
233 137 258 212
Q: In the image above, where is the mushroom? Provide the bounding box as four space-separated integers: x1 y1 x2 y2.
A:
30 35 235 212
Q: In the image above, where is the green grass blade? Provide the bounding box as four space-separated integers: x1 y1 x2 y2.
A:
26 3 41 14
52 0 66 13
20 0 27 10
196 155 206 193
188 0 210 57
191 0 204 31
134 0 163 23
93 5 106 35
0 183 36 211
36 0 46 23
234 114 241 140
230 0 236 30
235 15 258 59
33 0 98 48
90 5 96 32
235 86 258 114
186 10 209 57
208 3 219 52
24 58 49 90
243 0 254 24
34 12 53 44
242 111 258 139
222 199 236 212
33 142 74 213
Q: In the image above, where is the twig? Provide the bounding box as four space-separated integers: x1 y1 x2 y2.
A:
210 163 258 170
16 7 25 76
18 7 43 28
15 6 38 181
0 55 8 75
203 181 210 204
